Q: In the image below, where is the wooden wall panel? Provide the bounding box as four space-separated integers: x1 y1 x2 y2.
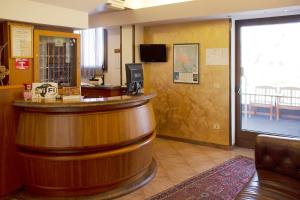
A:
6 22 34 85
8 58 34 85
0 85 24 196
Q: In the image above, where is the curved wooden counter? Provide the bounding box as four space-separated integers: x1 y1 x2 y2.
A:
14 93 156 196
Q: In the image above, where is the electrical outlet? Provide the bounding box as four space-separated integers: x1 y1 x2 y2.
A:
213 123 220 130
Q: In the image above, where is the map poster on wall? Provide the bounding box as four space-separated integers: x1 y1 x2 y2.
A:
173 43 199 84
10 24 33 58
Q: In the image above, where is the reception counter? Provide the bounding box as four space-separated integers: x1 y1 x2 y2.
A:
14 93 156 197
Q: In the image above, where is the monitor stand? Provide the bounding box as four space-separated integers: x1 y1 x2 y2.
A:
127 82 143 96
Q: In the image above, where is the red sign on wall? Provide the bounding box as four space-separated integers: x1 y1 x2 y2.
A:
15 58 30 70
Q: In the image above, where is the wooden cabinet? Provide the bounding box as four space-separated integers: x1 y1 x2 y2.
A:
33 30 80 87
0 85 23 196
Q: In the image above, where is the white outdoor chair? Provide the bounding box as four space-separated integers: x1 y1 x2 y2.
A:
276 87 300 120
249 86 277 120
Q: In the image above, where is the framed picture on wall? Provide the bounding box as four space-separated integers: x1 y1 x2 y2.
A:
173 43 199 84
10 24 33 58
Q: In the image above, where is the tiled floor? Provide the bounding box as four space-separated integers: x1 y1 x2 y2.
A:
116 138 254 200
12 138 254 200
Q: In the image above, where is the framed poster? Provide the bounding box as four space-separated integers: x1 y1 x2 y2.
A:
10 24 33 58
173 43 199 84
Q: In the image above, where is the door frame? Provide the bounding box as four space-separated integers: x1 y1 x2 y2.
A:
235 15 300 148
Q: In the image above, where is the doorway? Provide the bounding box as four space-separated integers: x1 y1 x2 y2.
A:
236 15 300 148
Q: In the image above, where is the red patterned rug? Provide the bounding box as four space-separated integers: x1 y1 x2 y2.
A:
148 156 255 200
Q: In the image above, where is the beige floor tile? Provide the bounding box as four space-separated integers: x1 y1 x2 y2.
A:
116 192 146 200
118 138 254 200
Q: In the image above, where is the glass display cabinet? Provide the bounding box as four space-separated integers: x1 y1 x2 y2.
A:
33 30 80 87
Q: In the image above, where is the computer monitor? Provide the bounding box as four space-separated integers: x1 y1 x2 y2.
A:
125 63 144 95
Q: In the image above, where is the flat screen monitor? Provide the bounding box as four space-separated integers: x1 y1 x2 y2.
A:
125 63 144 95
140 44 167 62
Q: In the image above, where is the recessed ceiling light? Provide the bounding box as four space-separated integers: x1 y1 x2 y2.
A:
125 0 192 9
283 9 289 12
106 0 126 10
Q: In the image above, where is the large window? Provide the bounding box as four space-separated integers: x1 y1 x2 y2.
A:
75 28 107 81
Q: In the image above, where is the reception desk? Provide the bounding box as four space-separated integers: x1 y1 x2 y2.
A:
14 93 156 197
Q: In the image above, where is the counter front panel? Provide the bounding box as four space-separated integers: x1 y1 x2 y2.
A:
14 93 157 196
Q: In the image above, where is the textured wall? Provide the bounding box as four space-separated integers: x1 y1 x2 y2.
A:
144 20 231 146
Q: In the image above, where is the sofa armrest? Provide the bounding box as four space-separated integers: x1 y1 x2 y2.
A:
255 134 300 180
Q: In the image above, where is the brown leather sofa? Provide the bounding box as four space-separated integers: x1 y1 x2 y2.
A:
237 134 300 200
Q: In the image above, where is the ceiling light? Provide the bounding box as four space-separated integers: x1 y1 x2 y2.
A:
106 3 125 10
106 0 125 10
125 0 193 9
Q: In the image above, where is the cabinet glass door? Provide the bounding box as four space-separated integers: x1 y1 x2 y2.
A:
39 37 77 86
34 30 80 87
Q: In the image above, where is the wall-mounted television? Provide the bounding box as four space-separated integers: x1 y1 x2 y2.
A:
140 44 167 62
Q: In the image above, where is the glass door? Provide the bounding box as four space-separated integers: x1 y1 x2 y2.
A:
236 16 300 148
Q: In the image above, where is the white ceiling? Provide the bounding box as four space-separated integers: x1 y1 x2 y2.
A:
28 0 107 13
89 0 300 27
28 0 193 14
24 0 300 28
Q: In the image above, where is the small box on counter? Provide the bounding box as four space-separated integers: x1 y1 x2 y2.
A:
23 83 32 100
61 87 81 101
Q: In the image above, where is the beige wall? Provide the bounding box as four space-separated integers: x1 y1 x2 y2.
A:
144 20 231 146
121 25 134 86
105 27 121 86
103 25 145 86
135 25 144 63
0 0 88 29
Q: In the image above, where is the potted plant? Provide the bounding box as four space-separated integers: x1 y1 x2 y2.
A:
0 42 9 86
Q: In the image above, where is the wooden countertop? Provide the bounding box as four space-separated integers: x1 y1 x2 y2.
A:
0 85 24 90
14 93 156 112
